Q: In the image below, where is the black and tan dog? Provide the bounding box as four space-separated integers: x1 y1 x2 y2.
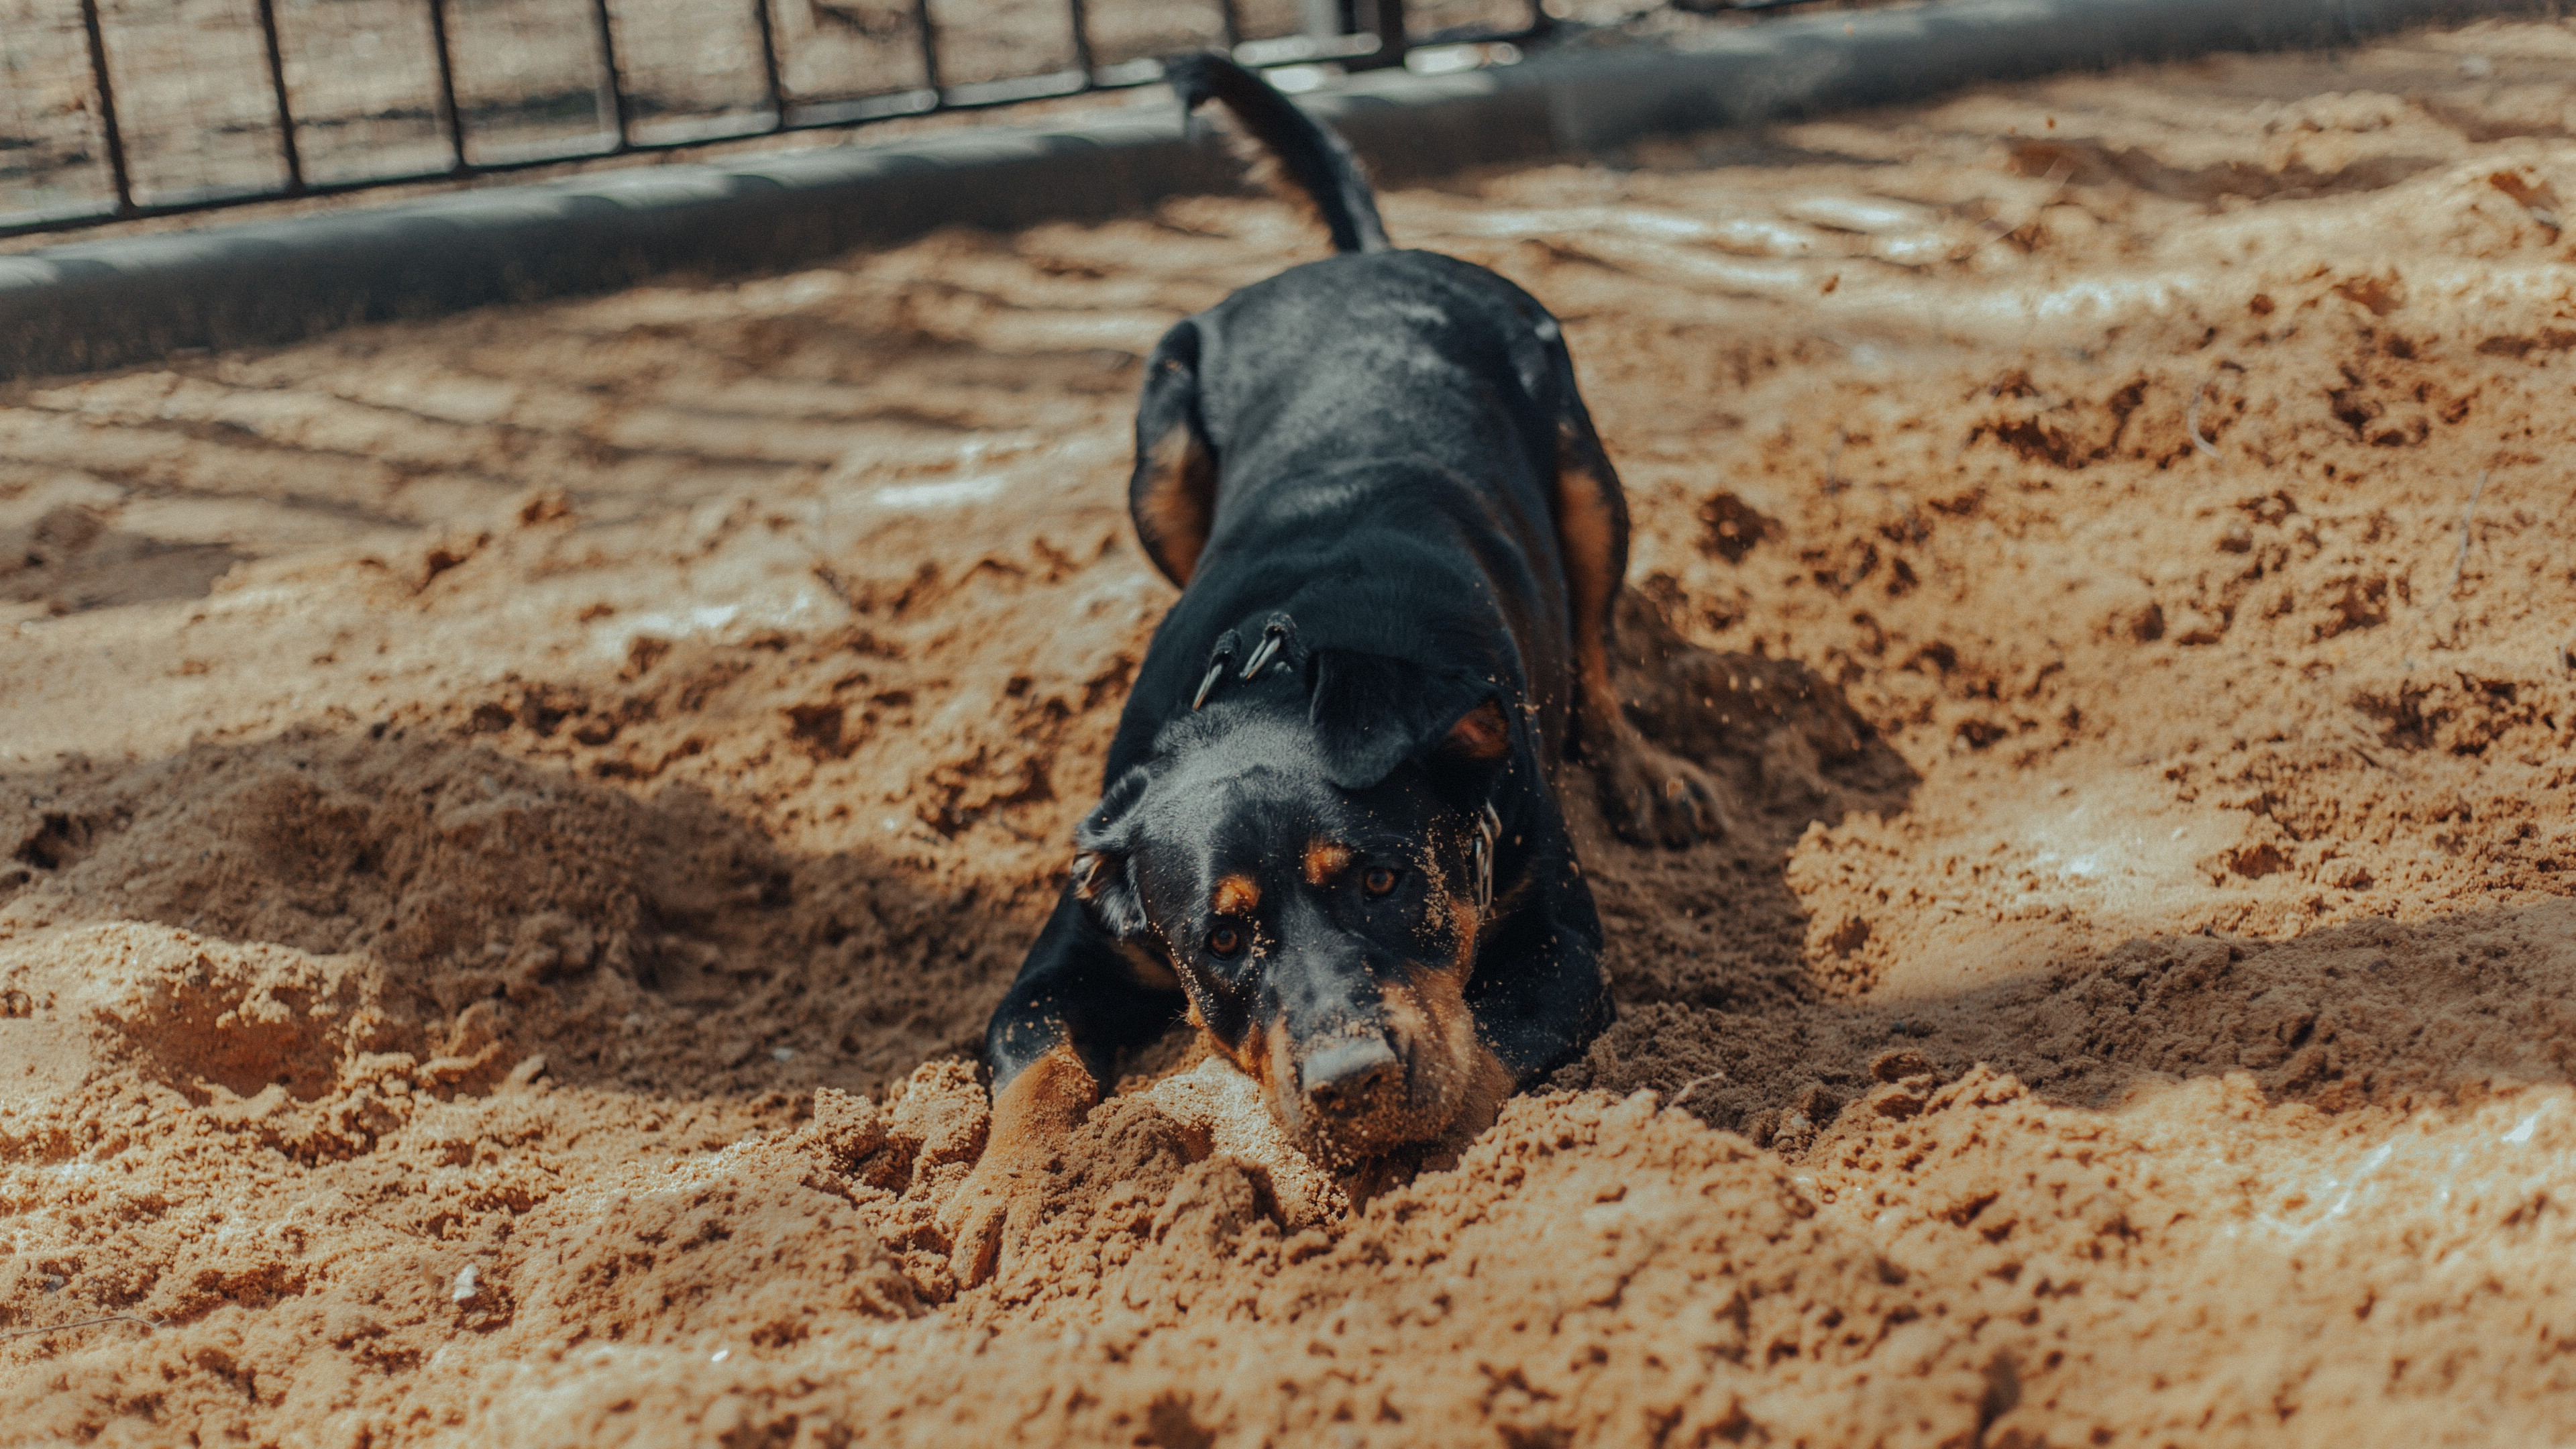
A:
941 55 1721 1282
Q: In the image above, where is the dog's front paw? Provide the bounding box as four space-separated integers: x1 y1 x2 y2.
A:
935 1046 1097 1288
1595 733 1731 847
936 1151 1052 1289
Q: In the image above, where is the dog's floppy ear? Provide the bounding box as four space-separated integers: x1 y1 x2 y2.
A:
1437 698 1512 764
1068 850 1147 938
1129 321 1217 589
1069 765 1153 936
1308 650 1511 791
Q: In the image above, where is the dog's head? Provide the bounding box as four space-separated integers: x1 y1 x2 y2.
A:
1073 651 1514 1160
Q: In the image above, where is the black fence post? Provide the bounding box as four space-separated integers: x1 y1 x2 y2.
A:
252 0 305 192
1066 0 1095 82
1307 0 1405 67
588 0 629 148
74 0 133 213
751 0 788 129
913 0 943 97
424 0 470 172
1358 0 1404 64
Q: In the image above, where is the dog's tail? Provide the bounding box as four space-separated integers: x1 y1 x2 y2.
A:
1166 52 1390 254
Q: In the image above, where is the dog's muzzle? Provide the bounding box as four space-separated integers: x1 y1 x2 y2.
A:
1299 1034 1403 1119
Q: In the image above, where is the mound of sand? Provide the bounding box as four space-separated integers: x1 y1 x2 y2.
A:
4 19 2573 1446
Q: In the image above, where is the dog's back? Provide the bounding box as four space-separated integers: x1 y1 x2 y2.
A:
1128 253 1582 762
1129 58 1606 771
1158 52 1572 517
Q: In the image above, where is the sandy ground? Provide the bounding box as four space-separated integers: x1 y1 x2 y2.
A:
5 17 2576 1446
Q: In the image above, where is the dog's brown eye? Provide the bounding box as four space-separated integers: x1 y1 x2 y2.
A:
1207 926 1244 957
1362 865 1398 896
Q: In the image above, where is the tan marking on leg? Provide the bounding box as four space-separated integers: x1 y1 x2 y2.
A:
1134 424 1216 587
983 1040 1100 1168
1304 840 1353 885
943 1041 1100 1285
1212 873 1260 918
1554 445 1629 757
1558 431 1723 844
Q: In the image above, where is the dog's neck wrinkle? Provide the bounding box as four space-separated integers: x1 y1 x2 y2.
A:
1187 576 1520 691
1110 570 1545 797
1178 476 1552 664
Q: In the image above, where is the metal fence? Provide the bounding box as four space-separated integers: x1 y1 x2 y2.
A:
0 0 1552 237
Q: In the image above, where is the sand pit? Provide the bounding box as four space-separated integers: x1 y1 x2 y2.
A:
5 18 2575 1445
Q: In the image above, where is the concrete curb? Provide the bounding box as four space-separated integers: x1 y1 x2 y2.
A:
0 0 2542 380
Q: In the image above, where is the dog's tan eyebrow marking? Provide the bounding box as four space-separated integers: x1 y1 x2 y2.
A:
1304 841 1353 885
1213 874 1260 916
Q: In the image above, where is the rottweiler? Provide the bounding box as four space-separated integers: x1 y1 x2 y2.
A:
940 54 1723 1283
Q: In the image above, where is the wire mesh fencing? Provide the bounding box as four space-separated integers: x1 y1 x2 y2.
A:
1 0 1548 237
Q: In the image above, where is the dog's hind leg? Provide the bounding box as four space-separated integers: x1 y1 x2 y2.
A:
1128 321 1220 588
1552 409 1730 847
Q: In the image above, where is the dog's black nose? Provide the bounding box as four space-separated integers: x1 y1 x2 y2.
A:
1299 1035 1401 1116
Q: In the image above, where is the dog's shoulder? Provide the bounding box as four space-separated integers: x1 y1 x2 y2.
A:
1193 251 1557 390
1110 252 1585 783
1201 249 1548 338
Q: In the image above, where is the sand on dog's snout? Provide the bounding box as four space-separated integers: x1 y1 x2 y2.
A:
5 21 2576 1447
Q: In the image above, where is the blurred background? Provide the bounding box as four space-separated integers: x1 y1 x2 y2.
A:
0 0 1825 236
